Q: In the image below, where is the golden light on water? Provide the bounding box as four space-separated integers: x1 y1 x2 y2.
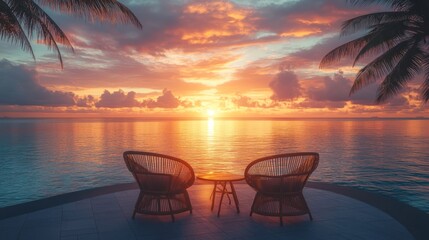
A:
207 117 215 136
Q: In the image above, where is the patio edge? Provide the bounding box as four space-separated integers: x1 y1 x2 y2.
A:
0 181 428 240
306 182 429 240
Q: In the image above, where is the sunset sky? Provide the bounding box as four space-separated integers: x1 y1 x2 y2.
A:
1 0 428 118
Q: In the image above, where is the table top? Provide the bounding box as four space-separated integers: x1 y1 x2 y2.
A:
197 173 245 182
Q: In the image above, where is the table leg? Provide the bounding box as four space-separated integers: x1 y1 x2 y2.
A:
212 183 231 204
218 181 231 204
217 181 227 217
211 181 217 211
229 181 240 213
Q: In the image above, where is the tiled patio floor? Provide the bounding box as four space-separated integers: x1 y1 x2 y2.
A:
0 184 414 240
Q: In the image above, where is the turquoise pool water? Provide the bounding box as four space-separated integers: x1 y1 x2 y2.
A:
0 118 428 211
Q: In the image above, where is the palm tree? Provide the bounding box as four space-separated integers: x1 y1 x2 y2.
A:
320 0 429 103
0 0 142 68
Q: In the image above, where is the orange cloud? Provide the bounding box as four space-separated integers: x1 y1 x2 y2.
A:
280 29 322 37
179 54 241 86
178 1 255 45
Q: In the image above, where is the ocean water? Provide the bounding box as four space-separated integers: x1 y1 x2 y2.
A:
0 118 428 212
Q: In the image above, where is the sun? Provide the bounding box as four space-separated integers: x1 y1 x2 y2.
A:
207 109 216 117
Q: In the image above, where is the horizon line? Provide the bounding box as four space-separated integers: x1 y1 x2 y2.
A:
0 116 427 121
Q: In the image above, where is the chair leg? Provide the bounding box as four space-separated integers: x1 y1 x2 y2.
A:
279 196 283 226
167 195 175 222
133 192 144 219
184 190 192 214
301 193 313 221
250 192 258 216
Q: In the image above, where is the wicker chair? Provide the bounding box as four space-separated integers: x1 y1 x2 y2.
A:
245 152 319 225
123 151 195 222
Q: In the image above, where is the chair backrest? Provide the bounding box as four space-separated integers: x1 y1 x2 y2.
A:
123 151 195 192
245 152 319 194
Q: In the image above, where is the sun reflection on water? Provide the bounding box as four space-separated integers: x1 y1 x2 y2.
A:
207 117 215 136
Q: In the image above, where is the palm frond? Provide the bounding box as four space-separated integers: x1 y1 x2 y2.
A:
422 77 429 103
14 0 73 47
350 39 413 94
421 56 429 102
319 34 373 68
376 42 424 102
352 21 409 65
341 11 409 36
10 0 74 67
351 0 429 14
0 0 34 59
36 0 142 28
114 1 142 28
37 19 64 67
347 0 412 10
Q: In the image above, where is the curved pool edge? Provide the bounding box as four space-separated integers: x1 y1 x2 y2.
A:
1 181 428 240
306 182 429 240
0 183 138 220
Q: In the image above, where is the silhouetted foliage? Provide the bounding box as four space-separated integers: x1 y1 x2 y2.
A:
320 0 429 103
0 0 142 68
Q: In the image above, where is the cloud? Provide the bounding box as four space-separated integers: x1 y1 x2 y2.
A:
349 83 410 107
54 0 258 53
76 95 95 107
95 89 141 108
282 34 358 70
52 0 373 56
269 70 302 101
230 95 280 108
143 89 181 108
303 72 411 108
2 0 423 117
0 60 76 106
255 0 376 39
297 100 346 109
217 61 275 94
232 95 260 108
92 88 186 109
307 72 350 102
21 0 380 99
